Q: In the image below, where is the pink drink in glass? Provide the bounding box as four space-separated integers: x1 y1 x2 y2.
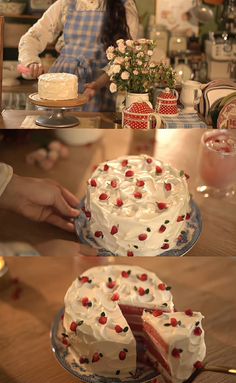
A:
198 130 236 196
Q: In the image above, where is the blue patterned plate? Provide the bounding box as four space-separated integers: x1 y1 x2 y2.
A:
51 308 160 383
75 198 202 257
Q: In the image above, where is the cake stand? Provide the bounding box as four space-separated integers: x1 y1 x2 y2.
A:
28 93 88 128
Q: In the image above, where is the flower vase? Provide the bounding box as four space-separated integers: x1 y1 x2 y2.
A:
125 92 153 108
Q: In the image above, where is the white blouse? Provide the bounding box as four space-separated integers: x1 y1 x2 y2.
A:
0 163 13 198
18 0 139 67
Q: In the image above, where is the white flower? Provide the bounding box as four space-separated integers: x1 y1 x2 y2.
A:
107 52 115 60
137 38 147 44
126 40 134 47
112 64 121 74
137 52 144 58
133 70 139 75
116 39 125 46
121 71 130 80
106 46 115 54
114 56 125 65
137 60 142 66
124 56 130 62
147 50 153 56
110 83 117 93
118 44 126 54
150 62 156 68
135 45 142 51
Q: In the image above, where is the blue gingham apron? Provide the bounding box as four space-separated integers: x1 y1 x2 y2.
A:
49 0 118 112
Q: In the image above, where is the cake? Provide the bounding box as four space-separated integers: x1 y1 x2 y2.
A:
142 311 206 383
61 265 206 381
38 72 78 100
62 265 174 378
84 154 191 256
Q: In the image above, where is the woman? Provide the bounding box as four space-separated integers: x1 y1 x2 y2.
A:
18 0 139 112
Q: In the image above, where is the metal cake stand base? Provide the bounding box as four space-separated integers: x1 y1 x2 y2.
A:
35 109 80 128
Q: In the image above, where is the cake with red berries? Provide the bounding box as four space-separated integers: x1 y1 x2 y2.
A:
62 265 174 378
84 155 191 256
142 310 206 383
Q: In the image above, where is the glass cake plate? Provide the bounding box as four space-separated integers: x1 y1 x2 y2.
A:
51 308 160 383
75 199 202 257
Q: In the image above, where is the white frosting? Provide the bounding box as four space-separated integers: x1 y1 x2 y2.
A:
142 311 206 383
63 265 174 378
85 155 191 256
38 72 78 100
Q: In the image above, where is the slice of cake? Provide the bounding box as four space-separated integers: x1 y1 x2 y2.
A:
62 265 174 378
142 310 206 383
84 154 191 256
38 72 78 100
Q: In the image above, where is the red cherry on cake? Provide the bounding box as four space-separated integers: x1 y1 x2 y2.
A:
159 225 166 233
186 213 191 220
146 158 153 164
80 276 90 284
138 233 147 241
116 198 123 207
85 211 91 219
95 231 103 238
111 292 119 301
156 166 163 174
134 191 142 199
161 243 169 250
158 283 166 291
107 279 116 289
194 361 204 369
164 183 172 191
136 180 145 187
80 357 86 364
111 225 118 235
99 316 107 325
185 309 193 317
90 179 97 187
153 310 163 317
138 287 145 296
177 215 184 222
125 170 134 178
119 351 127 360
122 159 128 167
138 273 148 281
92 352 101 363
82 297 89 306
121 270 130 278
170 318 178 327
111 180 117 188
99 193 109 201
194 327 202 336
127 251 134 257
157 202 168 210
70 321 78 332
185 173 190 180
171 348 182 358
115 325 123 333
104 164 109 171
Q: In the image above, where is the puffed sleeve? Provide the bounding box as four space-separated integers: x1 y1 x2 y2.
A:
18 0 65 66
0 163 13 198
125 0 139 40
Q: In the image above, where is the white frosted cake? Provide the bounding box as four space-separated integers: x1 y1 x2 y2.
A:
142 311 206 383
63 265 174 378
84 155 191 256
38 72 78 100
62 265 206 381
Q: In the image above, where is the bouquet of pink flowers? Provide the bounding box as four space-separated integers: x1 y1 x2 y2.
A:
106 38 176 94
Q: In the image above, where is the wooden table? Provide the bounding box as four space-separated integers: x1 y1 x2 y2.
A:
0 256 235 383
0 129 235 257
0 110 116 129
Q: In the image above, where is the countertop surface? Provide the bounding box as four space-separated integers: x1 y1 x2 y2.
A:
0 256 236 383
0 129 235 257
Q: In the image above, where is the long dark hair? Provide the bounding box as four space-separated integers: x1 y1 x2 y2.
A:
100 0 132 50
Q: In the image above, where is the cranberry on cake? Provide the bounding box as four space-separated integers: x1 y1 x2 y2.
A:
142 310 206 383
84 154 191 256
62 265 174 378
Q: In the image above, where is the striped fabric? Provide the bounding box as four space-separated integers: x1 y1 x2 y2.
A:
49 0 120 112
161 113 207 129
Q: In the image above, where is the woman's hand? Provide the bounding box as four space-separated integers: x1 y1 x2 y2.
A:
28 63 44 78
83 81 98 101
0 175 80 233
